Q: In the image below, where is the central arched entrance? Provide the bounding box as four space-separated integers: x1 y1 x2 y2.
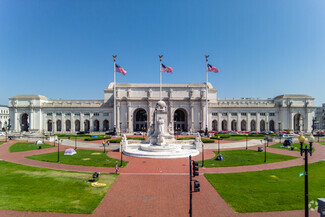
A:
84 120 90 132
174 109 187 131
133 109 147 132
21 113 29 132
241 120 247 131
212 120 218 131
251 120 256 131
221 120 227 131
294 113 304 131
260 120 265 132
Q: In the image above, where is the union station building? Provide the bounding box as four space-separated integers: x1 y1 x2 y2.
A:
8 82 315 134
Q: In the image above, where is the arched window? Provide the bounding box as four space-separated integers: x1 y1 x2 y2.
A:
75 120 80 132
231 120 237 131
133 109 147 132
212 120 218 131
174 109 188 131
251 120 256 131
21 113 29 132
269 120 275 131
260 120 265 132
65 120 71 132
57 120 62 132
103 120 109 131
222 120 227 131
84 120 90 132
241 120 247 131
47 120 52 132
94 120 100 132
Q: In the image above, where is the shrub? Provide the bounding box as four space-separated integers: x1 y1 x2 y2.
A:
108 138 121 143
212 135 230 139
201 138 215 143
84 136 111 141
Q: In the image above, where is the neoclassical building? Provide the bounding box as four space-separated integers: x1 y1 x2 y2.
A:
8 82 315 133
316 103 325 130
0 105 9 131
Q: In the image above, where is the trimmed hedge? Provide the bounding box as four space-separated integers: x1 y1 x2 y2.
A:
201 138 215 143
177 137 215 143
84 136 111 141
108 137 146 143
213 134 278 138
211 135 230 139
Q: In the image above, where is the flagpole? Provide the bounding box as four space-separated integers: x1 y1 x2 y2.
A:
159 55 163 101
205 55 209 137
113 55 117 135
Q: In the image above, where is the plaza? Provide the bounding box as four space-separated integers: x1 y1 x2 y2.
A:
0 136 324 217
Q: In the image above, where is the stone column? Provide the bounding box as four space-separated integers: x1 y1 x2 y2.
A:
190 103 194 132
218 113 222 131
80 114 85 131
89 113 93 133
71 114 75 132
256 113 260 132
227 113 231 131
128 102 132 133
30 109 34 130
201 102 206 130
247 113 251 131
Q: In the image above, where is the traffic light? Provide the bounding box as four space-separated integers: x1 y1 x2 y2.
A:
192 160 199 177
194 180 200 192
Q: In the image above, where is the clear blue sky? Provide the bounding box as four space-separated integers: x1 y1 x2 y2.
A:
1 0 325 106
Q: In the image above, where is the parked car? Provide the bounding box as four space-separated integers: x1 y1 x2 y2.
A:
249 131 258 135
181 132 190 135
134 131 143 135
77 131 89 135
105 130 116 136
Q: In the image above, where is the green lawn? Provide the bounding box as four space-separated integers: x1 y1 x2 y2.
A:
269 143 314 152
27 149 128 167
205 161 325 213
57 134 110 141
0 160 117 213
0 141 6 145
9 142 54 152
199 149 297 167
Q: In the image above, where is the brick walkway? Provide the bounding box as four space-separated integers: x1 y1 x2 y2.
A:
0 140 322 217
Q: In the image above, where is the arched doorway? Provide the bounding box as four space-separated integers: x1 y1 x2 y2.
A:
103 120 109 131
212 120 218 131
174 109 187 131
231 120 237 131
47 120 52 132
94 120 99 132
0 121 2 131
222 120 227 131
294 113 303 131
84 120 90 132
21 113 29 132
260 120 265 132
269 120 275 131
57 120 62 132
75 120 80 132
241 120 247 131
133 109 147 132
65 120 71 132
251 120 256 131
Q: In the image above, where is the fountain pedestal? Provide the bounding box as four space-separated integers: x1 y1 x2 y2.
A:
122 101 201 159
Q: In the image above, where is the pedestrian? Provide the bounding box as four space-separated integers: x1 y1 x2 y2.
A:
115 161 119 174
107 140 110 146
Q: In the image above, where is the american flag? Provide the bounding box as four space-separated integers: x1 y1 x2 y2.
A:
115 64 127 75
161 64 173 73
208 64 219 73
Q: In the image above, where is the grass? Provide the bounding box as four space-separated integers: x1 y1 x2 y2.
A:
27 149 128 167
199 149 297 167
0 160 117 213
0 141 6 145
269 143 314 152
205 161 325 213
57 134 110 141
9 142 54 152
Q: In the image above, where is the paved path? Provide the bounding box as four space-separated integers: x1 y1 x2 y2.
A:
0 139 322 217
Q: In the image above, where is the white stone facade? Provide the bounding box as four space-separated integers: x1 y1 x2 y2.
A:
316 103 325 130
0 106 9 131
8 83 315 133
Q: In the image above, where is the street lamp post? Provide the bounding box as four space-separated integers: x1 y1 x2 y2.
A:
75 134 77 150
57 139 60 163
245 134 248 150
264 140 267 163
201 143 204 167
120 144 123 167
298 134 314 217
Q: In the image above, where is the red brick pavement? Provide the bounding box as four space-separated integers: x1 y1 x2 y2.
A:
0 140 323 217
